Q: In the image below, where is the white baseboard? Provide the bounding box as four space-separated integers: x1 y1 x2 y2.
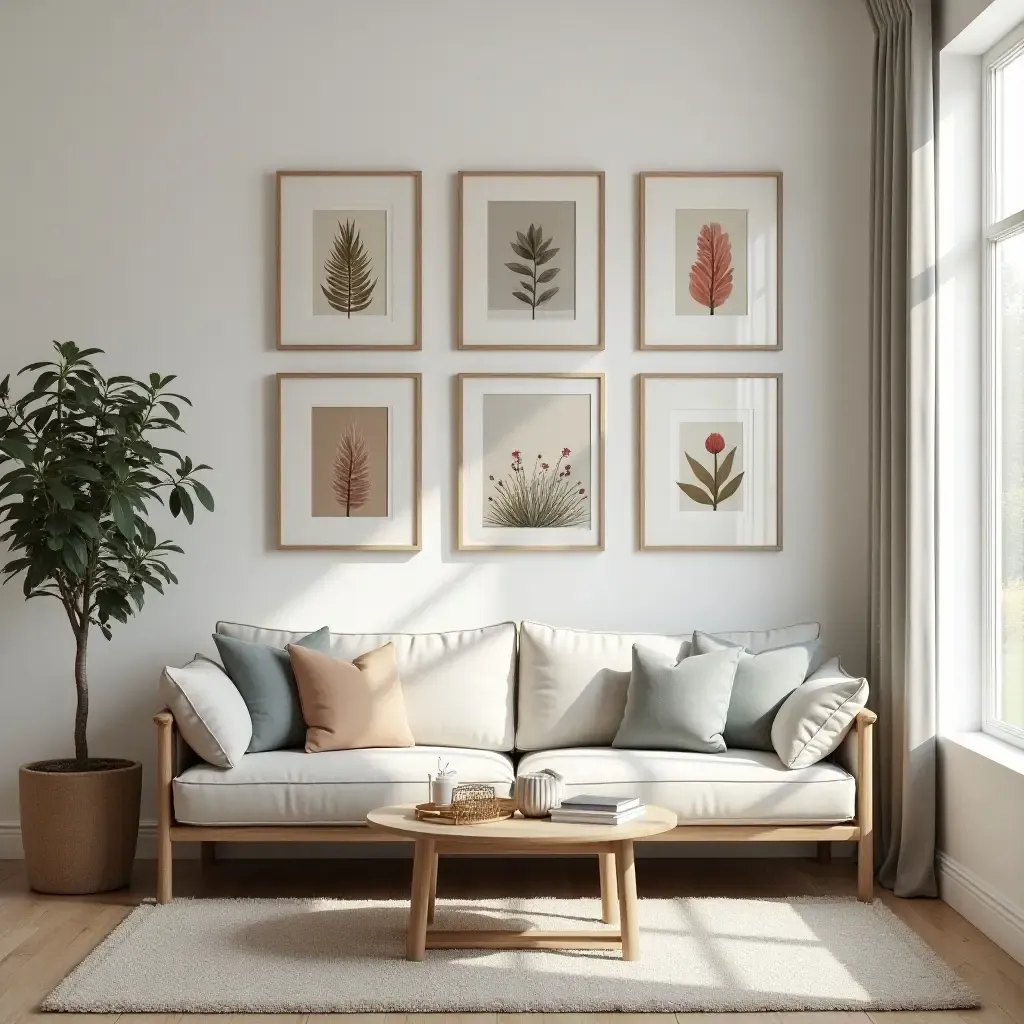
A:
938 851 1024 966
0 820 852 862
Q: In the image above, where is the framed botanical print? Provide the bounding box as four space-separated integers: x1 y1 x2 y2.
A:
638 374 781 550
458 374 604 550
277 171 421 349
458 172 604 350
278 373 421 550
639 172 781 350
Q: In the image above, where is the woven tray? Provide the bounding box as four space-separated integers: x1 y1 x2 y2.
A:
415 797 517 825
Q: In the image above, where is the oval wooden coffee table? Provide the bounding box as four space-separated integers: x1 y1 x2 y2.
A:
366 803 677 961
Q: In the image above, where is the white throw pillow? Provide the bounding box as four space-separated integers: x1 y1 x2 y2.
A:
159 656 253 768
771 657 869 769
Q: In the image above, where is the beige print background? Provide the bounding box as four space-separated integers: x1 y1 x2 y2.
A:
312 209 388 316
310 405 389 517
675 208 748 316
481 392 591 522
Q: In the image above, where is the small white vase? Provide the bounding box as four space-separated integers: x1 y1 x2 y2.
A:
430 775 457 806
515 769 565 817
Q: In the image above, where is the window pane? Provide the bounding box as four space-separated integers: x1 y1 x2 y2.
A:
1000 230 1024 729
996 49 1024 220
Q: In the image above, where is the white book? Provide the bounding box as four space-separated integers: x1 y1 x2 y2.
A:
559 794 640 813
549 805 646 825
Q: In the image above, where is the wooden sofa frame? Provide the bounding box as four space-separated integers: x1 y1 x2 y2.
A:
154 707 877 905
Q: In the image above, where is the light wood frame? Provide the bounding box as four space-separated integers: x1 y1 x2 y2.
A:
154 707 878 907
276 372 422 551
276 170 422 351
456 372 606 551
638 170 783 351
637 372 783 551
457 170 605 350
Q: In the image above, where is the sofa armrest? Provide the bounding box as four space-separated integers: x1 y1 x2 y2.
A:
834 708 876 778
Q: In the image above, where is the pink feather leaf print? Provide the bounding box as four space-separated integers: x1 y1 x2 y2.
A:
688 222 734 315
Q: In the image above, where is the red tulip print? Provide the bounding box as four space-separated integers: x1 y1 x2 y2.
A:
689 222 734 315
678 432 744 511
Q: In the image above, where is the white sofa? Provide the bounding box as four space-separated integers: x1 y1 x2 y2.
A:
155 620 875 902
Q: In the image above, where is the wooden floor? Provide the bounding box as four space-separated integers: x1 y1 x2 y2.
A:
0 854 1021 1024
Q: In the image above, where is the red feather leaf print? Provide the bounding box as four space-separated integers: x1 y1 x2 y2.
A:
688 222 734 315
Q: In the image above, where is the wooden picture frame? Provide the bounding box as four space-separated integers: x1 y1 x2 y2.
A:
277 372 421 551
638 373 782 551
638 171 782 350
458 171 605 350
457 373 605 551
277 170 422 350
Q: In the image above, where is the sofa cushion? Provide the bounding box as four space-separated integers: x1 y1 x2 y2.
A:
517 747 854 823
173 746 515 826
515 620 821 751
613 645 741 753
216 621 516 752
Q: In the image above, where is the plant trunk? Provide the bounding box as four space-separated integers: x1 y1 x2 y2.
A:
74 627 89 762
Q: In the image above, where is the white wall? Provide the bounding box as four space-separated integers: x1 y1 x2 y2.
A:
0 0 873 830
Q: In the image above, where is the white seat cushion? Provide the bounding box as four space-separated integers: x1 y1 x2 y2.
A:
215 621 516 751
517 747 854 824
515 620 821 750
173 746 515 826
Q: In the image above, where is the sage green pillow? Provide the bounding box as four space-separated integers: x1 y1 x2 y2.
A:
213 627 330 752
612 644 741 753
691 631 819 750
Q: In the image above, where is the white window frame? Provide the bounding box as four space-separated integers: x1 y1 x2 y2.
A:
982 18 1024 750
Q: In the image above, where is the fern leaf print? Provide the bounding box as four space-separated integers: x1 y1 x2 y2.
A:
332 422 371 516
688 222 734 315
321 219 377 317
505 223 560 321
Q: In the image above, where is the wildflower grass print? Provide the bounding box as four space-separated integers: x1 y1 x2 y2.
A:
485 447 589 527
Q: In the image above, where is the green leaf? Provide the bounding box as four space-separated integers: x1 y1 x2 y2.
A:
685 453 717 494
677 482 714 506
158 400 180 420
168 487 181 517
47 479 75 509
0 437 35 464
191 479 214 512
175 485 194 524
717 472 745 503
716 447 736 487
110 493 135 539
67 510 101 538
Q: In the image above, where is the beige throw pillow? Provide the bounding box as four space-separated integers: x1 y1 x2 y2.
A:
287 642 415 752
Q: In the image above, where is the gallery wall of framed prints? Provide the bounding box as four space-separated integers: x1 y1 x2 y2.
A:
273 167 783 556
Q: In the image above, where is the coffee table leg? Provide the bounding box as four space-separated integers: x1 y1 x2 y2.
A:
407 837 435 961
614 839 639 961
599 851 619 925
427 848 439 924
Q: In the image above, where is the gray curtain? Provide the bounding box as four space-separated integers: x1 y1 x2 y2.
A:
864 0 938 898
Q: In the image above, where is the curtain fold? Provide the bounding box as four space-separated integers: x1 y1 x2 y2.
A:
863 0 938 898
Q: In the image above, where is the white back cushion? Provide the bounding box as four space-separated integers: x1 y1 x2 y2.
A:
215 621 517 751
515 620 821 751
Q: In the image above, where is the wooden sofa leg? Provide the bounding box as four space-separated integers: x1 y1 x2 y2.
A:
817 841 832 865
855 708 876 903
155 710 175 904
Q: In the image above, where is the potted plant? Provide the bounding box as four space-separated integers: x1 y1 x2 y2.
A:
0 342 213 894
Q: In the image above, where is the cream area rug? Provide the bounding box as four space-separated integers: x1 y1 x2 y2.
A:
44 896 978 1013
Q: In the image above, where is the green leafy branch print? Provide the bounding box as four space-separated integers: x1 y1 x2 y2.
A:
321 219 377 317
677 432 744 511
506 224 560 320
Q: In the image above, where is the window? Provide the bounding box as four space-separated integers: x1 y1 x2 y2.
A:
985 21 1024 748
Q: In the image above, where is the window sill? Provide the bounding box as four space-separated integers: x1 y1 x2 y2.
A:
943 730 1024 776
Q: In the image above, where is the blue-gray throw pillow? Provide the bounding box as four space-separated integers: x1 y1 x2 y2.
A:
691 631 820 751
612 644 741 753
213 627 331 752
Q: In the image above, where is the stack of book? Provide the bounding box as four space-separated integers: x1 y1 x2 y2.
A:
549 794 646 825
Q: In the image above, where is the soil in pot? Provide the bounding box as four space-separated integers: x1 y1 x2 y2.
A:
19 758 142 895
